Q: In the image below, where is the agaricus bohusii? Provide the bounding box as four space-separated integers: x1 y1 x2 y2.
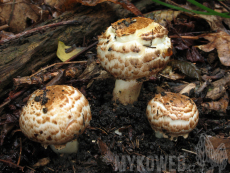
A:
146 92 199 140
97 17 173 105
19 85 91 154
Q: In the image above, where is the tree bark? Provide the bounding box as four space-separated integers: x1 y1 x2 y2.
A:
0 0 155 99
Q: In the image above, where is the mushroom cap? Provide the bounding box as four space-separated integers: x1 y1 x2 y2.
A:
146 92 199 138
19 85 91 146
97 17 173 80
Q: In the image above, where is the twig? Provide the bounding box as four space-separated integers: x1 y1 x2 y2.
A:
218 1 230 12
0 87 28 109
45 69 64 86
0 19 80 45
47 167 54 171
182 148 197 155
30 61 87 77
88 126 108 135
72 165 76 173
167 0 190 11
195 80 211 95
195 128 203 136
26 166 36 171
0 159 24 171
8 0 16 25
11 129 21 136
14 72 58 86
0 99 11 109
14 65 83 87
169 35 200 39
0 24 9 31
17 138 22 166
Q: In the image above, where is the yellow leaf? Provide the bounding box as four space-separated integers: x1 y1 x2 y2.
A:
56 41 84 62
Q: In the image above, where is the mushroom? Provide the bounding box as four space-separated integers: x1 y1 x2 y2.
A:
146 92 199 140
19 85 91 154
97 17 173 105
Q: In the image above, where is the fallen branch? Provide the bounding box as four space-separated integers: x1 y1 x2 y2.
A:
30 61 87 77
0 88 28 109
0 20 80 45
0 159 24 171
14 72 58 87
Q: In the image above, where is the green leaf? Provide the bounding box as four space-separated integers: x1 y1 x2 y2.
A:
151 0 230 18
187 0 230 18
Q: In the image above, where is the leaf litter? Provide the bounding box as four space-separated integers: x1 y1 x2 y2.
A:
198 31 230 66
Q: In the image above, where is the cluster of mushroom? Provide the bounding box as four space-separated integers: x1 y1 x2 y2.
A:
97 16 199 140
19 17 199 154
97 17 173 105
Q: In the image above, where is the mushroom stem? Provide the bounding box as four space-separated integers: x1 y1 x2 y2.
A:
50 139 79 154
154 130 189 141
112 79 143 105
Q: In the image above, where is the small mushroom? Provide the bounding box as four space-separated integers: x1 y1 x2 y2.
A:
146 92 199 140
97 17 172 105
19 85 91 153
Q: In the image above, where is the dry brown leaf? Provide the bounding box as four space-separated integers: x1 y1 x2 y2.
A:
44 0 142 16
198 31 230 66
212 73 230 88
98 139 118 170
144 10 181 27
180 1 229 32
206 136 230 164
195 15 228 33
202 93 229 113
179 83 196 95
33 157 50 167
169 60 202 81
0 0 48 33
44 0 78 11
160 66 185 80
78 60 101 80
205 86 226 101
186 46 204 62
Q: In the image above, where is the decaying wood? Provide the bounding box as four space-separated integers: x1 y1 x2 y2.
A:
13 62 84 87
0 0 155 99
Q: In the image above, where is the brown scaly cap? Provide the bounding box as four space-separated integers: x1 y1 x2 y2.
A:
146 92 199 137
111 17 168 37
97 17 173 81
19 85 91 146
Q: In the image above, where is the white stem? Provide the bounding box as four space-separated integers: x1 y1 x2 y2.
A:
113 79 143 105
154 130 189 141
50 139 79 154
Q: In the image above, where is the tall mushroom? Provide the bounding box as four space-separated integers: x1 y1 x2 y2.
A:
97 17 172 105
19 85 91 154
146 92 199 141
